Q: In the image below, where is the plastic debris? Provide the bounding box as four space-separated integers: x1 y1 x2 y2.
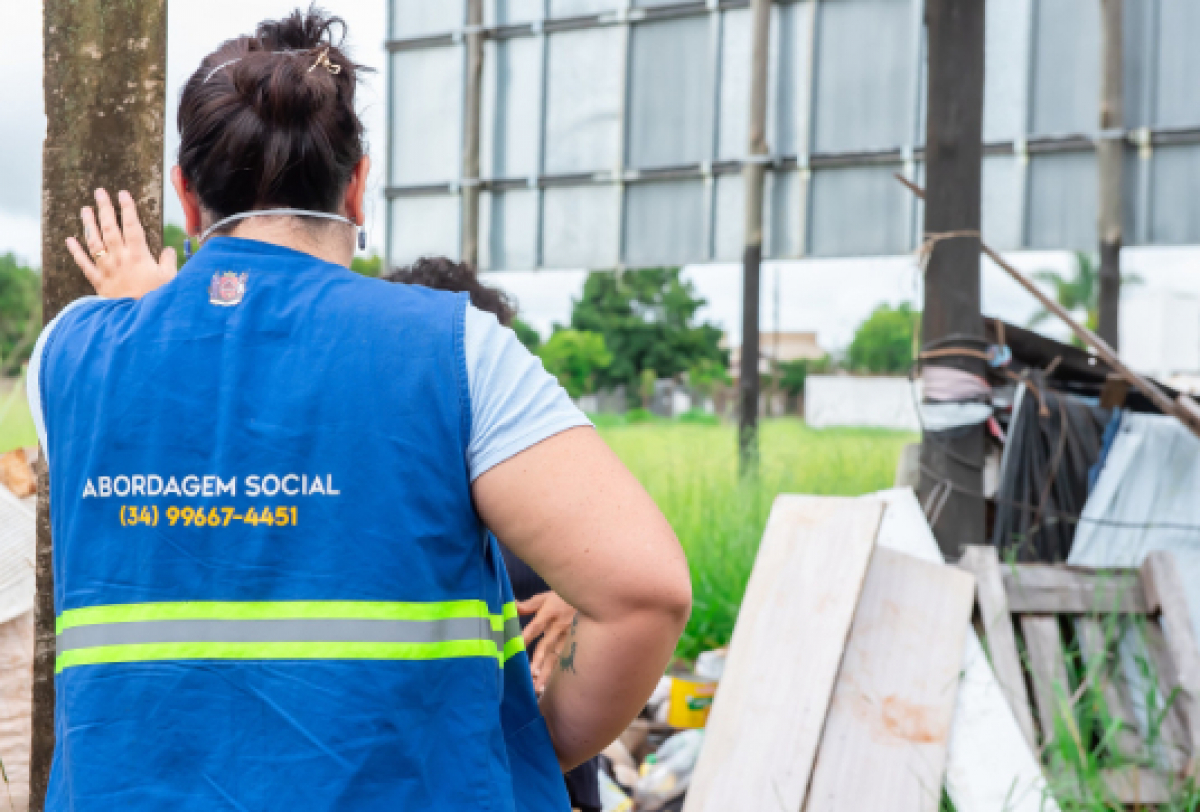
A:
599 770 633 812
634 729 704 811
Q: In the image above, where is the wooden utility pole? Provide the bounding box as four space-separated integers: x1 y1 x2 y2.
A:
34 2 166 807
1097 0 1123 348
461 0 484 269
918 0 986 558
738 0 770 474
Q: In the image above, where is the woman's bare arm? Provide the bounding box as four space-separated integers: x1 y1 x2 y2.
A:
472 426 690 770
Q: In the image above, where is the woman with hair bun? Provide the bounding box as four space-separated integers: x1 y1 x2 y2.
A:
31 8 690 811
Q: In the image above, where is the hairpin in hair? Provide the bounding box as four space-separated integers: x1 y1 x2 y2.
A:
308 47 341 75
204 58 242 84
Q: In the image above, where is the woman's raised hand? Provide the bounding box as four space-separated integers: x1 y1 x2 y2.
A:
66 189 177 299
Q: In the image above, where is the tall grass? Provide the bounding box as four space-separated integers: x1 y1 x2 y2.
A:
0 379 35 454
596 416 913 659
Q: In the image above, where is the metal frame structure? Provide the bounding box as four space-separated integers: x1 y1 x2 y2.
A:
385 0 1200 271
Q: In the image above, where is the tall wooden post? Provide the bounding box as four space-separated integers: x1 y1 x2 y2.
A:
738 0 770 474
918 0 986 558
34 2 166 807
461 0 484 269
1097 0 1123 348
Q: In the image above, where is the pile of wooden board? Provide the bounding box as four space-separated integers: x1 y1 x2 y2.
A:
684 489 1058 812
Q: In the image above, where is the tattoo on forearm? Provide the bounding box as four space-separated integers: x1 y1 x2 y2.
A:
557 615 579 675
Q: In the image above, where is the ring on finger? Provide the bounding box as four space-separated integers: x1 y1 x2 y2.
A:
93 248 108 260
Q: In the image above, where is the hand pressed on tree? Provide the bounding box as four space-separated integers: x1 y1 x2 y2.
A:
66 189 177 299
519 591 579 693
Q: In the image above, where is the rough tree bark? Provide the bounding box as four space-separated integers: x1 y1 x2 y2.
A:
33 2 166 808
917 0 987 558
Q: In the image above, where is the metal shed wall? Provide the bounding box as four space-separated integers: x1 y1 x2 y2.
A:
385 0 1200 270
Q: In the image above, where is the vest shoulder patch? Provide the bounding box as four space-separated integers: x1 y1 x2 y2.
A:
209 272 248 306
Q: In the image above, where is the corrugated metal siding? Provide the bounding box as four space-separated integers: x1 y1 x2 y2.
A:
812 0 915 154
386 0 1200 270
627 18 712 168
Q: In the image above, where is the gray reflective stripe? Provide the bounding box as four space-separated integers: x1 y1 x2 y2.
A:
57 616 496 652
504 617 522 644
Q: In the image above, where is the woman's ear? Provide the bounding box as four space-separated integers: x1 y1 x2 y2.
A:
170 167 203 237
343 156 371 227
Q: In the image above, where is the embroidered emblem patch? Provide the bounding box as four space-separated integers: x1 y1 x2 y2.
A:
209 272 248 307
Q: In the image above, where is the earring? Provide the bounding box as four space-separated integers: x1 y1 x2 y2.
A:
358 227 367 252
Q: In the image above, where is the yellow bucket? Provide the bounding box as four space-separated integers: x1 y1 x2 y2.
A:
667 674 717 728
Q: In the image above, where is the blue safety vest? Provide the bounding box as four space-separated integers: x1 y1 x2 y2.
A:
38 237 570 811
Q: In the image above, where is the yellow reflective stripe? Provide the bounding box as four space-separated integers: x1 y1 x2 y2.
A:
503 602 519 621
55 640 500 673
57 600 494 634
502 636 525 663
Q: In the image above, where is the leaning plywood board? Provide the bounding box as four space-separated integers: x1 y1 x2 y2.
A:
871 489 1060 812
683 497 883 812
806 548 975 812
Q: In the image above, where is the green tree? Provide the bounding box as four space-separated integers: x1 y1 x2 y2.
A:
848 303 917 374
537 329 612 397
512 318 541 352
1029 251 1142 336
0 254 41 374
569 267 726 394
163 223 189 270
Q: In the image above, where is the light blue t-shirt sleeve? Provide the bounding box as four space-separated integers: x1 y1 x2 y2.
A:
26 296 101 452
464 304 592 481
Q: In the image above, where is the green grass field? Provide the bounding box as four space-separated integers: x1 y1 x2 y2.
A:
596 415 914 659
0 379 36 454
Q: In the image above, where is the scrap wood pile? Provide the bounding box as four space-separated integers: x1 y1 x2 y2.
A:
0 447 38 812
608 488 1200 812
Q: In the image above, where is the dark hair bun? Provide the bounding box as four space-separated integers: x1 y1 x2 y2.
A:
178 5 370 222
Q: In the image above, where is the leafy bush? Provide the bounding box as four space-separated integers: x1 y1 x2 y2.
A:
0 254 41 373
536 329 612 397
775 357 831 396
512 318 541 352
848 303 917 374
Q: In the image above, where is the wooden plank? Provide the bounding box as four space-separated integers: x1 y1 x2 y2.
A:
1142 551 1200 765
870 489 1059 812
1076 618 1146 761
1021 616 1071 746
959 546 1037 748
805 548 975 812
683 497 883 812
1003 566 1146 614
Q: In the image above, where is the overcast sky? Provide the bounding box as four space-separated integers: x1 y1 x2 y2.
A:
5 3 1200 352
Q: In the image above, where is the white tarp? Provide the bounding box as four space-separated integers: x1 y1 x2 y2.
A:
0 609 32 812
805 376 920 431
0 485 34 625
1070 412 1200 637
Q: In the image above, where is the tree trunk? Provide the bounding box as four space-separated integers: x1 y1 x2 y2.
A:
33 2 166 808
1097 0 1124 349
917 0 987 558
